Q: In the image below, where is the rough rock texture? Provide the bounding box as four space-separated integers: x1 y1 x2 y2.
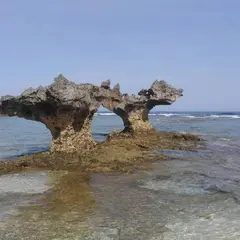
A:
0 75 121 152
113 83 121 93
101 79 111 89
102 80 183 132
0 75 182 152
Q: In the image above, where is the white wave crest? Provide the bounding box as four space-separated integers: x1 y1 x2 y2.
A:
210 115 240 119
183 115 196 119
210 115 220 118
95 113 116 116
218 138 231 141
95 112 240 119
158 113 180 117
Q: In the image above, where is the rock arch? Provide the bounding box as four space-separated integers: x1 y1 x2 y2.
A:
0 75 183 153
101 80 183 133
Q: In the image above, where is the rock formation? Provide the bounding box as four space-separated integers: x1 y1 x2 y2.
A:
0 75 183 152
0 75 122 152
102 80 183 132
101 79 111 89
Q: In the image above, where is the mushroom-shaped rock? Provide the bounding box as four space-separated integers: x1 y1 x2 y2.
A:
1 76 183 152
147 80 183 108
102 80 183 132
0 75 122 153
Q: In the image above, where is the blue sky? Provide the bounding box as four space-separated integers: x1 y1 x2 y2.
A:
0 0 239 111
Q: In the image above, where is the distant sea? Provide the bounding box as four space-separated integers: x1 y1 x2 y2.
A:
0 111 240 159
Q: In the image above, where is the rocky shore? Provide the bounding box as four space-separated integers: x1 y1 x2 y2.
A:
0 75 183 151
0 75 201 173
0 75 206 240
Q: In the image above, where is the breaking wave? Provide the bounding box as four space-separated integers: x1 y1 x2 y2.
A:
158 113 182 117
183 115 240 119
153 112 240 119
209 115 240 119
95 113 116 116
95 112 240 119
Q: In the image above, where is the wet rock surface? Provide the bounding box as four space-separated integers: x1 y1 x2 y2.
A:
88 227 120 240
0 171 51 223
0 130 200 174
0 172 50 194
1 154 240 240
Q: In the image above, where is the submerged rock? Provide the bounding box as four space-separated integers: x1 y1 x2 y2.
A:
0 75 183 152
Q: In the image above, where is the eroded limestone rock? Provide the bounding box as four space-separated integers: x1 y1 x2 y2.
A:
0 75 183 152
102 80 183 132
0 75 122 152
101 79 111 89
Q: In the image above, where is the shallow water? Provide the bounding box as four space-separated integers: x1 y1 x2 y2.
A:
1 111 240 239
1 112 240 159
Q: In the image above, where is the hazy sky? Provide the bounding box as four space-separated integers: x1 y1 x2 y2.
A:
0 0 239 111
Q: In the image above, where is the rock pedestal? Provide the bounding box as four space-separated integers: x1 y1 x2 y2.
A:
0 75 121 152
103 80 183 133
0 76 183 152
41 111 96 152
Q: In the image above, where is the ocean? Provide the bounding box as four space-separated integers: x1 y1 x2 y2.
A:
1 111 240 159
1 111 240 239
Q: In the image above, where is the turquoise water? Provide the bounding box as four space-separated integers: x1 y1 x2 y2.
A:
0 111 240 159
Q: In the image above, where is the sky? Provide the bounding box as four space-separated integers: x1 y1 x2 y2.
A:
0 0 239 111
